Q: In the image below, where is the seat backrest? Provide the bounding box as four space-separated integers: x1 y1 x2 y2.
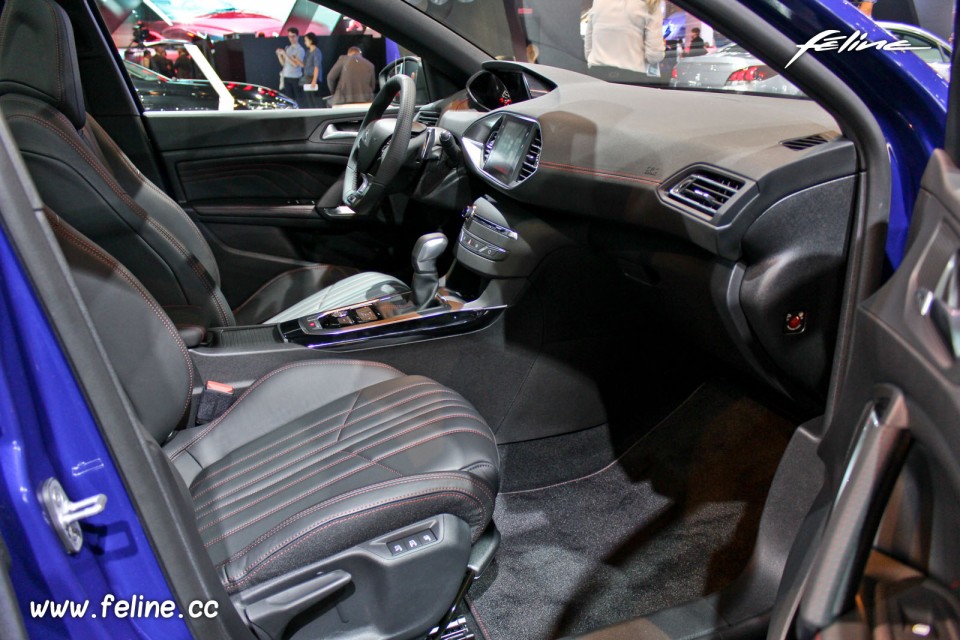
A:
45 208 194 442
0 0 235 328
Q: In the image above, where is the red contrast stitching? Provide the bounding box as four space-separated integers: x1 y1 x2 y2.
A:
48 213 194 423
207 473 492 554
167 360 399 460
223 493 482 590
194 410 479 526
191 380 440 487
7 108 230 326
191 391 463 502
539 160 662 185
88 117 212 254
352 413 492 455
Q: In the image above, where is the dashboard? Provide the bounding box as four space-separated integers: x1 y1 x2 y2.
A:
426 60 858 406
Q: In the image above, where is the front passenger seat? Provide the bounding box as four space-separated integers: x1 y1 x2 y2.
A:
0 0 406 329
46 207 499 638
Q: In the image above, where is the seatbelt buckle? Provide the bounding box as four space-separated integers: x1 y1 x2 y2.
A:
196 381 235 424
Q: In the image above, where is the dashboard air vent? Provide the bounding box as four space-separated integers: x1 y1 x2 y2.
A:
668 170 744 216
780 133 829 151
517 129 542 182
483 123 502 164
415 108 441 126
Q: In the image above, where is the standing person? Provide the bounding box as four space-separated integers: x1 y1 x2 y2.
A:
300 33 322 108
140 48 152 69
173 47 197 80
583 0 665 75
151 45 174 77
276 27 305 106
688 27 707 56
326 46 376 106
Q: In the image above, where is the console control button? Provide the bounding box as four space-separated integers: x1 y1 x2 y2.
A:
459 228 509 262
355 306 378 323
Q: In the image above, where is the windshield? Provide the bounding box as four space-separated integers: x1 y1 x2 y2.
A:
401 0 950 99
402 0 805 96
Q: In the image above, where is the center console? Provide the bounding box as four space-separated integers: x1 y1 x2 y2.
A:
275 287 502 348
201 194 571 353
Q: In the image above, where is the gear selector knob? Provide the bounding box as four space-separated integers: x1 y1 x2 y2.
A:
412 233 448 274
411 233 448 307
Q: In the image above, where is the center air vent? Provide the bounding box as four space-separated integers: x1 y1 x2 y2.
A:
780 133 830 151
517 129 542 182
482 122 502 164
668 170 744 217
415 108 441 126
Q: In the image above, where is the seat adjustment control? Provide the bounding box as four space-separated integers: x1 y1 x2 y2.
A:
388 529 438 556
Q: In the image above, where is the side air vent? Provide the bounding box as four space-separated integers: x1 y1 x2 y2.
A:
668 170 744 217
482 123 502 164
415 108 441 126
517 129 542 182
780 133 830 151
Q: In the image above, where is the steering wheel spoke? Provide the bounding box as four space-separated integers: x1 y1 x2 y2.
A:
342 75 417 216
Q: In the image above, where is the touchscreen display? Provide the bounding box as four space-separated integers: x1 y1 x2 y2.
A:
484 118 531 182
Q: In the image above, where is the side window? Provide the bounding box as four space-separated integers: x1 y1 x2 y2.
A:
897 33 947 64
93 1 414 111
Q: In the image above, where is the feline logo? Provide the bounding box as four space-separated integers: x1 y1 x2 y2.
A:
786 29 930 68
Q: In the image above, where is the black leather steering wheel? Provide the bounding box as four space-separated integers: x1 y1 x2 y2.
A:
342 74 417 216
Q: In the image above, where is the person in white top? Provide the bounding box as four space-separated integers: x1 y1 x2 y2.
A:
584 0 665 75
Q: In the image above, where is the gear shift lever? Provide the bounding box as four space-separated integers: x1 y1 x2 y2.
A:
411 233 448 308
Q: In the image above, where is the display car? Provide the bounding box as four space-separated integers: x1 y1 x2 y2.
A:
0 0 958 639
123 60 299 111
672 21 952 94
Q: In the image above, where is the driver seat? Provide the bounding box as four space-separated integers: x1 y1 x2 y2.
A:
0 0 406 329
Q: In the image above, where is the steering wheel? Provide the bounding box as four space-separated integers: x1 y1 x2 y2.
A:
342 73 417 216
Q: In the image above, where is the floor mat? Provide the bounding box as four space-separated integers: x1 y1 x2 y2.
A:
468 380 794 640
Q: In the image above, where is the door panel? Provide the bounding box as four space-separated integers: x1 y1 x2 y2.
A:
142 108 416 308
145 109 368 204
176 154 346 203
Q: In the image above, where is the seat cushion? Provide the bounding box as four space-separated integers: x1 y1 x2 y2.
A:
164 360 499 593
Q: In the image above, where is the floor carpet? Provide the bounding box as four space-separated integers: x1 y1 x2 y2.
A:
467 380 794 640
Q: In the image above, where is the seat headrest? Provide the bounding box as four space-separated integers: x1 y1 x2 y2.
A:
0 0 86 129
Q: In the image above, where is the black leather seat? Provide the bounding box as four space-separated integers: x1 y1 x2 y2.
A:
47 207 499 633
0 0 406 329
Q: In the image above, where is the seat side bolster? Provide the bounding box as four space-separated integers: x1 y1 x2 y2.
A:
46 210 194 441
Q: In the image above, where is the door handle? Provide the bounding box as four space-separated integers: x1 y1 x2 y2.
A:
320 123 359 140
918 250 960 358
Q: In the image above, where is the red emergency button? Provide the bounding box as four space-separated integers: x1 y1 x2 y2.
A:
784 311 806 334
